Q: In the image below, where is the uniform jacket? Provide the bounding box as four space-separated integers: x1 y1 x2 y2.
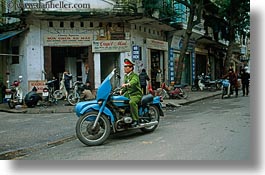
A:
122 71 142 98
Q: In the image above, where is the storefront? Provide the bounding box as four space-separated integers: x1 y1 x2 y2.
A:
92 40 131 88
43 33 93 88
170 36 195 85
146 38 168 90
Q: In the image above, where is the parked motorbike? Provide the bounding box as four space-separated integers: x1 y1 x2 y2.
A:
24 86 42 108
156 82 189 99
191 74 217 91
67 81 85 105
5 76 23 109
42 79 58 105
53 78 67 100
75 69 164 146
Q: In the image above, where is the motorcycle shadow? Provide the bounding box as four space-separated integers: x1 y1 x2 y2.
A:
109 130 148 140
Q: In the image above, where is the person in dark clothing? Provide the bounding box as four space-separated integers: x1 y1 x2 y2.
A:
63 70 72 97
240 66 250 96
139 69 150 95
24 86 42 108
0 81 6 103
223 68 238 97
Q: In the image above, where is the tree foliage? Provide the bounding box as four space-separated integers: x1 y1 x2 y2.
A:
172 0 249 82
212 0 250 72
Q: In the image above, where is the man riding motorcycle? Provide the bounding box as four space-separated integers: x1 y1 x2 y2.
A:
120 58 143 127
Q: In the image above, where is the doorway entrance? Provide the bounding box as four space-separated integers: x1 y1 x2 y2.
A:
100 52 120 83
44 46 89 89
150 50 164 89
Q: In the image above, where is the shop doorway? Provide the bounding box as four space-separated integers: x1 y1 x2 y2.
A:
44 46 89 88
100 52 120 83
195 54 207 76
150 50 164 89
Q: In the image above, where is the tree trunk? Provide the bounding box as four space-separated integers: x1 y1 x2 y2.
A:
175 7 194 84
224 23 236 74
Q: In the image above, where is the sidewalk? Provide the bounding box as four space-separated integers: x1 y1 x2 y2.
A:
0 90 222 114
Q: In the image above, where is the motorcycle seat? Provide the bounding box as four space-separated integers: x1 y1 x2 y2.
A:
140 94 153 106
209 81 216 84
46 79 57 85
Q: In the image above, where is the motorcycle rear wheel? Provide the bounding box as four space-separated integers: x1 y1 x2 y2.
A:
76 111 111 146
53 90 65 100
140 105 160 133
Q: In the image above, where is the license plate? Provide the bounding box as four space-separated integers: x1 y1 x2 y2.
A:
5 94 12 99
42 92 49 96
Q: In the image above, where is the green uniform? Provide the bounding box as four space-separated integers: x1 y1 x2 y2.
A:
121 72 143 121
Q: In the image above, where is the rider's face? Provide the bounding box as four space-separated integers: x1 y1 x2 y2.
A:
124 65 132 73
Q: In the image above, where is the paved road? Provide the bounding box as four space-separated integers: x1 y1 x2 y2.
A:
2 94 249 160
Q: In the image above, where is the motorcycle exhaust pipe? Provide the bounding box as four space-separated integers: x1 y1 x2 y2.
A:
138 121 159 128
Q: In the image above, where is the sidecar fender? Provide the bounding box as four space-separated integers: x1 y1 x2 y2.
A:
75 103 115 123
75 100 97 115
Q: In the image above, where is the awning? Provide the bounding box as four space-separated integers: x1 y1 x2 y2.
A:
0 29 26 41
196 36 227 49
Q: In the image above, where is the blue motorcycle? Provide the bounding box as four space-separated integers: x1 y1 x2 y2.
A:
75 69 164 146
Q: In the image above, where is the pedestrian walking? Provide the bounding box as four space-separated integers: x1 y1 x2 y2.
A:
139 69 150 95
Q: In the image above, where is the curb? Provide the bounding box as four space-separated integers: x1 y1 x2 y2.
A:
178 93 221 105
0 92 221 114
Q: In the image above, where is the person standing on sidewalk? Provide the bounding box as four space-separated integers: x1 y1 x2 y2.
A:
240 66 250 96
63 70 72 98
120 58 143 127
139 69 150 95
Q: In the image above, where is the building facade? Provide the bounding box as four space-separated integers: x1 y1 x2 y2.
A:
1 0 174 93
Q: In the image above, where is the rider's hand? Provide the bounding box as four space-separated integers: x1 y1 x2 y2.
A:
121 83 129 88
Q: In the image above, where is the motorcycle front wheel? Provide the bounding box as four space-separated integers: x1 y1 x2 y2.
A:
76 111 111 146
67 93 80 105
221 87 227 99
140 105 160 133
